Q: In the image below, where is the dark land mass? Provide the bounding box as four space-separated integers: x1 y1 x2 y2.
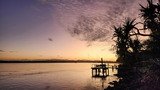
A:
0 59 117 63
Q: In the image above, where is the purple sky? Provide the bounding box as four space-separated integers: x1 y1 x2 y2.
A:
0 0 155 61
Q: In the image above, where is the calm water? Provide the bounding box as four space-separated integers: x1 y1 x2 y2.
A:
0 63 119 90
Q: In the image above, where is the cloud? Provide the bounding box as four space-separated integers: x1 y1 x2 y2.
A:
39 0 150 42
0 50 5 52
9 51 17 53
63 0 147 42
39 55 43 57
48 38 53 41
68 15 111 42
0 50 17 53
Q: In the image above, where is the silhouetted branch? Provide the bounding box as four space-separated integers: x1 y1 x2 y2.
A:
133 27 160 40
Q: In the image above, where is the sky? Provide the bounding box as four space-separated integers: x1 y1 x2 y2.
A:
0 0 155 61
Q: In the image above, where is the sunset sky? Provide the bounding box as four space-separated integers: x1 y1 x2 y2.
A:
0 0 152 61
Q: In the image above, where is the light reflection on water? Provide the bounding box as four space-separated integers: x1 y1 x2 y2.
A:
0 63 119 90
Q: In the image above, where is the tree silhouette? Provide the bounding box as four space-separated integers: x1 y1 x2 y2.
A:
113 0 160 64
106 1 160 89
140 0 160 58
113 18 142 64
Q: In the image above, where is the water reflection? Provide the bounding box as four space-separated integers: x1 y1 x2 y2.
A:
91 63 119 90
0 63 119 90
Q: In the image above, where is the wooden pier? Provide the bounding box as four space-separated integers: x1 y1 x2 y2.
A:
91 58 118 77
91 64 109 77
91 58 109 77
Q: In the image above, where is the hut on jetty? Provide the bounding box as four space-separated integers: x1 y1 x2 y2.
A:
91 58 109 77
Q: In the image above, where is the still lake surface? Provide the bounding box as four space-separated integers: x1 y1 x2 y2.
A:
0 63 119 90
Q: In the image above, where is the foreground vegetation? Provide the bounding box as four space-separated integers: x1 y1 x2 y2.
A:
106 0 160 89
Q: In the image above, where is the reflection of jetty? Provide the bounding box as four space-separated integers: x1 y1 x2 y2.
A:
91 58 118 77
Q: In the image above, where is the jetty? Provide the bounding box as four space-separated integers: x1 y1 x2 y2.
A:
91 58 118 77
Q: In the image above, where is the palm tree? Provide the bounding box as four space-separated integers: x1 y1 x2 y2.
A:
113 18 141 64
140 0 160 58
140 0 160 34
113 26 126 62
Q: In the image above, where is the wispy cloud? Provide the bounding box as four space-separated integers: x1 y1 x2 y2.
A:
0 50 17 53
38 0 151 42
0 50 5 52
9 51 17 53
48 38 53 42
55 0 147 42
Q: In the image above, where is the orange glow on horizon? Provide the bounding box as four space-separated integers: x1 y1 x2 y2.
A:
0 40 116 61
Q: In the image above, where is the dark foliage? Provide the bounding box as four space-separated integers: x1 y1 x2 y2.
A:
106 0 160 90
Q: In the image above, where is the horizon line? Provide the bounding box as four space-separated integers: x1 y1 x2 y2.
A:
0 59 117 63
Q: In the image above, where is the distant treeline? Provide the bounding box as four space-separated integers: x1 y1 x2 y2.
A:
0 60 116 63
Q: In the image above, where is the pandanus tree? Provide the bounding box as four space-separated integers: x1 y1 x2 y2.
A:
114 0 160 64
113 18 142 64
140 0 160 31
140 0 160 58
113 26 126 63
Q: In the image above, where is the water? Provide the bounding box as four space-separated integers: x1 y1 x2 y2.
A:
0 63 119 90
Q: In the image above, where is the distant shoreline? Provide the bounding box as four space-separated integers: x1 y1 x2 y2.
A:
0 60 117 63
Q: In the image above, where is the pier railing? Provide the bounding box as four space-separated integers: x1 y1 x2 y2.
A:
91 63 119 77
91 63 109 77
